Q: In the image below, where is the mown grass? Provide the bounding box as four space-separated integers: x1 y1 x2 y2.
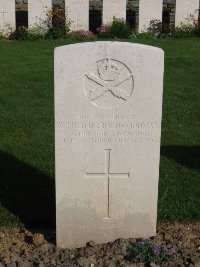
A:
0 38 199 228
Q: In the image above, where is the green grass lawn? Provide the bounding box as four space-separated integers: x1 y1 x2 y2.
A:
0 38 199 228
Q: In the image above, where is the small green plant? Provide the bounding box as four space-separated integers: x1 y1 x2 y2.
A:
174 24 196 38
147 15 200 39
44 6 70 39
136 32 154 39
174 15 200 38
147 19 175 38
128 31 138 40
97 24 110 38
127 240 173 264
45 26 69 39
194 25 200 37
70 30 96 40
27 28 44 40
97 17 133 39
9 27 29 40
0 33 5 40
9 27 44 41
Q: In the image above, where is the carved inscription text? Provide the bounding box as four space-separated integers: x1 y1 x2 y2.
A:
58 114 160 144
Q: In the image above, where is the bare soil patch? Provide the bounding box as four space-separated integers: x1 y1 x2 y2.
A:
0 222 199 267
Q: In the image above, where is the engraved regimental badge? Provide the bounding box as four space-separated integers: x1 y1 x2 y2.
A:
84 59 134 109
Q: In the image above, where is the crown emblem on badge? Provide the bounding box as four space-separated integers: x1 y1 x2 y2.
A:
98 59 121 81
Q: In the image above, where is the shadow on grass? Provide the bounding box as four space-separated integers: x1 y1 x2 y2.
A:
161 145 200 170
0 151 55 228
0 146 199 228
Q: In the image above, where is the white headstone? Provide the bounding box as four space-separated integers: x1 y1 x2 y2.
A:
103 0 126 24
55 42 164 249
175 0 199 27
139 0 163 32
0 0 16 35
65 0 89 31
28 0 52 29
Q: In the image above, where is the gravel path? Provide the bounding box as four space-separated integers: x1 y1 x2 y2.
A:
0 222 200 267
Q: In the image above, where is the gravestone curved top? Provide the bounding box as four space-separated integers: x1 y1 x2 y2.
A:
55 41 164 249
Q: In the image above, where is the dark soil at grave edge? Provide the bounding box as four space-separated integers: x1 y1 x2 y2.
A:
0 223 199 267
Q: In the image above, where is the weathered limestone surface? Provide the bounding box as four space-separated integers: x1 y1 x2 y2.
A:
139 0 163 32
65 0 89 31
28 0 52 28
103 0 126 24
55 42 164 248
0 0 16 34
175 0 199 27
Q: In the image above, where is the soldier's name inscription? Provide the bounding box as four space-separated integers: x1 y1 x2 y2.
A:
58 114 160 144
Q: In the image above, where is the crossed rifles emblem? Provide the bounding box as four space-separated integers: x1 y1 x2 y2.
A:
85 60 133 102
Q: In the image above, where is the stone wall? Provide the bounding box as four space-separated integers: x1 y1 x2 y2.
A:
16 0 28 27
16 0 65 11
163 0 176 24
16 0 27 11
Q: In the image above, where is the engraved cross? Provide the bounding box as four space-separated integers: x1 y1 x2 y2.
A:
85 149 129 219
